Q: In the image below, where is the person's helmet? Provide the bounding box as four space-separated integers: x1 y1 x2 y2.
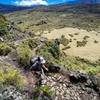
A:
39 56 46 64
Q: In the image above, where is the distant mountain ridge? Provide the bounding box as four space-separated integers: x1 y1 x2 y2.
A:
0 3 100 14
66 0 100 4
0 4 34 13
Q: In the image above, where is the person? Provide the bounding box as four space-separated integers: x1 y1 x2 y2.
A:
30 56 48 75
30 56 48 86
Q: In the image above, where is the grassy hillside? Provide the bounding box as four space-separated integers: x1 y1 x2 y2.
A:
4 4 100 62
0 4 100 99
5 4 100 34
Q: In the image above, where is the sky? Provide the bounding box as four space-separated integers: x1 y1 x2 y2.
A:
0 0 100 6
0 0 77 6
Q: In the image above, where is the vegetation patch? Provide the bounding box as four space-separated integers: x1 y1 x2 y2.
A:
34 85 54 99
37 39 61 61
62 46 71 50
16 43 33 68
60 35 69 46
0 43 12 56
22 38 39 49
94 40 98 44
68 34 74 37
74 33 79 35
36 38 100 75
0 63 26 90
0 14 9 36
77 40 87 47
83 36 90 40
60 55 100 75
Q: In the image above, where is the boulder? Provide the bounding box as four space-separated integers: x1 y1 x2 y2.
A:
69 71 88 83
48 65 60 73
87 76 100 92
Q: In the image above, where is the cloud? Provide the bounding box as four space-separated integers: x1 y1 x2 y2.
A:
15 0 48 6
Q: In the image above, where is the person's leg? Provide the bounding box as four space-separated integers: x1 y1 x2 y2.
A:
41 68 45 77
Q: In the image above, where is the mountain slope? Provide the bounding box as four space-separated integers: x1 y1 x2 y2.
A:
0 4 34 13
0 3 100 13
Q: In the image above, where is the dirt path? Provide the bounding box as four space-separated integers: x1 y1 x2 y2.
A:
0 55 37 91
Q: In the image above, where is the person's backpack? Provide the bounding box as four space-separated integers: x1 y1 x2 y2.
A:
30 57 37 66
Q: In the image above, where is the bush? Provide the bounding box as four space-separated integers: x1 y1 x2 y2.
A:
36 39 60 64
22 38 39 49
34 85 54 99
0 43 11 56
77 40 87 47
86 66 100 75
16 44 33 68
94 40 98 44
0 15 9 36
0 63 26 90
37 46 55 64
62 46 71 50
60 35 69 46
83 36 90 40
49 39 60 59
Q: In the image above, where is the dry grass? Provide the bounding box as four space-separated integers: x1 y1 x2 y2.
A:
42 27 100 61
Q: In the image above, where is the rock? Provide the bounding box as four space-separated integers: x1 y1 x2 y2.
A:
90 76 98 86
1 86 23 100
42 79 47 85
48 65 60 73
69 71 88 83
87 76 100 92
40 37 47 43
69 72 79 83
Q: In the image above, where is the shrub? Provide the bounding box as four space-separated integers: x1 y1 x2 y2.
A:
22 38 39 49
83 36 90 40
74 33 79 35
16 43 33 67
36 39 60 64
77 40 87 47
0 15 9 36
60 35 69 46
34 85 54 99
0 63 26 90
49 39 60 59
62 46 71 50
0 43 11 56
68 34 74 37
94 40 98 44
86 66 100 75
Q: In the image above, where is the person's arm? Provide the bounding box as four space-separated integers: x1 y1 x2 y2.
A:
42 64 48 71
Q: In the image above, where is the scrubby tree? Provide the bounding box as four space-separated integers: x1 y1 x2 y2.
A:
49 39 60 59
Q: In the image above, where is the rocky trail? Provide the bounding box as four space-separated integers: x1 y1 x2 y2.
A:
21 69 100 100
0 53 100 100
0 45 100 100
41 73 100 100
